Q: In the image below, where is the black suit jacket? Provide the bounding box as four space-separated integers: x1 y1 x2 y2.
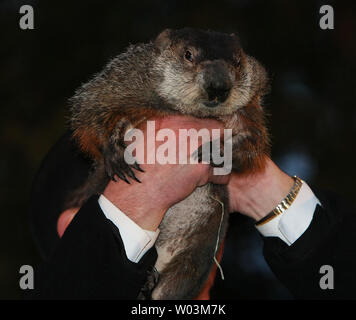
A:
28 132 157 299
28 132 356 299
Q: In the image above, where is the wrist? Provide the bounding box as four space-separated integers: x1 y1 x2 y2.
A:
228 157 294 221
103 179 169 231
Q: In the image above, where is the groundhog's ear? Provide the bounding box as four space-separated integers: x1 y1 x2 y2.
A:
155 29 172 51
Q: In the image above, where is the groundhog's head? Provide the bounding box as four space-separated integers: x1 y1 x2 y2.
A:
154 28 269 117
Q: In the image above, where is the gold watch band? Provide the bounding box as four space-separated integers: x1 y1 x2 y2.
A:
255 176 303 227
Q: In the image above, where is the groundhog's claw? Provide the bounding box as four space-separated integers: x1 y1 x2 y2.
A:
116 171 131 184
126 166 141 183
132 162 145 173
104 148 136 184
105 157 144 184
111 162 143 184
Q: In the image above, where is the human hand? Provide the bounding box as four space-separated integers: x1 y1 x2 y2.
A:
227 156 294 221
58 115 230 235
102 115 230 231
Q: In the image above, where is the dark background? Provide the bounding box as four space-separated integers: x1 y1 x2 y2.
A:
1 0 355 299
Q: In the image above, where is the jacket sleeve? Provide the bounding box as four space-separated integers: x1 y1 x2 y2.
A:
28 195 157 299
28 131 157 299
262 189 356 299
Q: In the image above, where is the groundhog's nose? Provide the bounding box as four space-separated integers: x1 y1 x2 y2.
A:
206 82 231 104
203 60 232 106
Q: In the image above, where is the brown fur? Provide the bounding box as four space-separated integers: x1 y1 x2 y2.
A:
66 28 270 299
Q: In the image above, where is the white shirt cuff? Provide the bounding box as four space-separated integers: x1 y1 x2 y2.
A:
256 181 321 246
98 195 160 263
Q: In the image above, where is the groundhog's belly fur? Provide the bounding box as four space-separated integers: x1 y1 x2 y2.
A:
150 183 229 299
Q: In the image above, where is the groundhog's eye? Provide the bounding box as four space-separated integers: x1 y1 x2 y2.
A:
184 50 194 62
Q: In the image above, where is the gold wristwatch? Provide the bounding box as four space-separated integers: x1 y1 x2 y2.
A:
255 176 303 226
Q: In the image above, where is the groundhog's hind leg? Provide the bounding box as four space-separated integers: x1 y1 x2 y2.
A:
150 185 229 300
151 247 214 300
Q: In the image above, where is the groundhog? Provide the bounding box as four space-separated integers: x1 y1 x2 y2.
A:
67 28 270 299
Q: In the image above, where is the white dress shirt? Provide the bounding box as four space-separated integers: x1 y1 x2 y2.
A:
98 195 160 263
255 181 321 245
98 180 320 263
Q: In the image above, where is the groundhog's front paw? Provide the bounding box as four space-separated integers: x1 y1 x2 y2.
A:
103 146 144 184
